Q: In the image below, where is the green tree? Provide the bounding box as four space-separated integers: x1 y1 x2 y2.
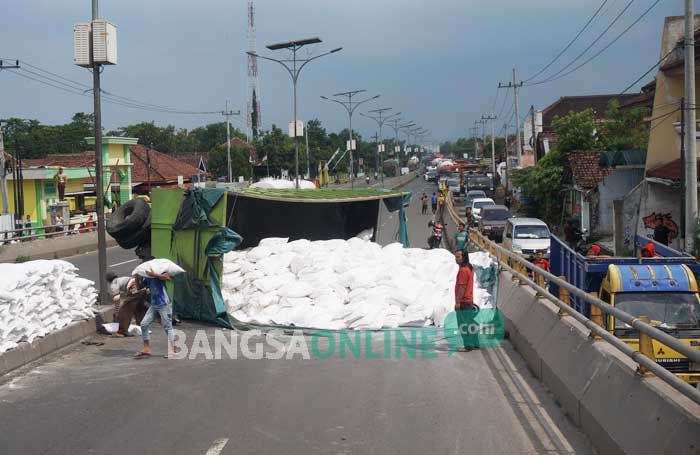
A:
207 142 253 180
551 108 598 153
599 101 650 151
511 150 565 224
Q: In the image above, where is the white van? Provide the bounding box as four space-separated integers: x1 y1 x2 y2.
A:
503 217 551 258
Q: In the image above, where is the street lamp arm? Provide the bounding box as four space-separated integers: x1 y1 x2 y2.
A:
320 96 352 115
247 51 296 81
297 47 343 74
349 95 380 115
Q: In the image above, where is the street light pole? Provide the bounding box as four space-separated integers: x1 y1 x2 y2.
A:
90 0 109 307
321 90 380 188
361 109 401 188
249 38 342 188
222 101 241 183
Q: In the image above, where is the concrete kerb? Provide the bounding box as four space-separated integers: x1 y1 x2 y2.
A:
0 305 112 377
497 267 700 455
579 342 700 455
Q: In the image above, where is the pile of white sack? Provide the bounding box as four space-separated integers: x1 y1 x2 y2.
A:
250 177 316 189
0 260 97 352
222 237 496 330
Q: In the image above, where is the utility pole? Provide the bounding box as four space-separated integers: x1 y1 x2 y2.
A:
482 114 497 177
0 124 9 215
530 105 537 164
0 61 19 216
499 69 524 166
147 143 153 194
469 126 479 159
305 124 310 179
684 0 697 254
222 102 241 183
90 0 110 306
474 120 486 159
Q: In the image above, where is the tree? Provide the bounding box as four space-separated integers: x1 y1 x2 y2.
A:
511 150 565 224
251 89 259 140
208 143 252 180
551 108 598 153
599 101 650 151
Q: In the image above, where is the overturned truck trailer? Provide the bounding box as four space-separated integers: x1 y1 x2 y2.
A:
151 187 411 327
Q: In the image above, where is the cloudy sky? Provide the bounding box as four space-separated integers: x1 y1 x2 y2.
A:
0 0 684 142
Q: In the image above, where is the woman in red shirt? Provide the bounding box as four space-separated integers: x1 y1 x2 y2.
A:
454 250 476 352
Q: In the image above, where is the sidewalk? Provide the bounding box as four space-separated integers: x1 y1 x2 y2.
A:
0 231 117 263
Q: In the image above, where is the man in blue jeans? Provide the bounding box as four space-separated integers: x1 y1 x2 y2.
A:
135 270 179 359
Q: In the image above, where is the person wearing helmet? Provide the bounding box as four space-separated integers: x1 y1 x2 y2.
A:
587 244 601 258
641 242 657 258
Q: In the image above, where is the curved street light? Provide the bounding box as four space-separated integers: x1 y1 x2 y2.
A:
248 40 342 188
321 91 380 188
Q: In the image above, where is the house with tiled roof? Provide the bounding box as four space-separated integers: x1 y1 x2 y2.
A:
130 145 201 193
534 94 642 161
564 150 646 239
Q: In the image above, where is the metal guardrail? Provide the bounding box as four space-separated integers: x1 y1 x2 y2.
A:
446 195 700 406
0 223 96 242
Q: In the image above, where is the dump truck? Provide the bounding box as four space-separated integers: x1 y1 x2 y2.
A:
550 235 700 384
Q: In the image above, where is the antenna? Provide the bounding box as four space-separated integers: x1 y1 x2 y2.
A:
246 0 261 141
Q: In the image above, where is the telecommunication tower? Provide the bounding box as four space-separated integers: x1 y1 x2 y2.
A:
246 0 261 140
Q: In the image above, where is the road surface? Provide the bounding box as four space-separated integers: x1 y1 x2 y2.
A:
0 177 593 454
64 245 139 283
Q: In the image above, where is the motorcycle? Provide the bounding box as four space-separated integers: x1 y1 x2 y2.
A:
427 221 444 249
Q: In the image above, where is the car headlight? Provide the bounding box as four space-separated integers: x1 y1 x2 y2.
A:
513 244 522 253
483 225 492 230
547 247 551 254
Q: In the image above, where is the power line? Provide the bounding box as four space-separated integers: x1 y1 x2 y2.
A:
526 0 636 86
6 60 223 115
524 0 610 82
497 88 511 119
528 0 662 86
617 45 678 95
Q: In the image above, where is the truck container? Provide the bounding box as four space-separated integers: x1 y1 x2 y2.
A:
549 234 700 384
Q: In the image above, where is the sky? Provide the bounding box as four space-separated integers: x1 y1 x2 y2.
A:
0 0 686 144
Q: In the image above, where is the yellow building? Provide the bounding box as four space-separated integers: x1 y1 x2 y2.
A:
0 136 137 227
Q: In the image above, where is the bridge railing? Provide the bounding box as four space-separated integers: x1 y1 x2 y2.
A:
445 195 700 406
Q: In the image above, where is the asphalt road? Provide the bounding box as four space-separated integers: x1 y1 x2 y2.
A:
64 245 140 284
0 178 593 454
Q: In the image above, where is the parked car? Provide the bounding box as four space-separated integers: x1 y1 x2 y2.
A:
470 197 496 221
464 190 487 211
503 217 551 259
479 205 510 241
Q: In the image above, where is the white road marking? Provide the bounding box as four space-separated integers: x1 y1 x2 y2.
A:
109 259 138 268
205 438 229 455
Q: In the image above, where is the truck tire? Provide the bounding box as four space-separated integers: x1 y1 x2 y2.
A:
106 199 149 238
115 212 151 249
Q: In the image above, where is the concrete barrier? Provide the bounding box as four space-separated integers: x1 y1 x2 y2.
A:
0 306 112 377
498 270 700 455
0 231 118 263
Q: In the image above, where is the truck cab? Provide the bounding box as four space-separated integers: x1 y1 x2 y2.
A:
598 264 700 385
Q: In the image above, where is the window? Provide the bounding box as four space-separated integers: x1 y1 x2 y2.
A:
513 225 550 239
473 200 496 210
614 293 700 330
482 209 510 221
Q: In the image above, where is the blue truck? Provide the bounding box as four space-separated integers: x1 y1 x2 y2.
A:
550 235 700 385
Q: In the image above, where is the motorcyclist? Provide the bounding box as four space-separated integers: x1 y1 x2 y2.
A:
428 220 444 249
